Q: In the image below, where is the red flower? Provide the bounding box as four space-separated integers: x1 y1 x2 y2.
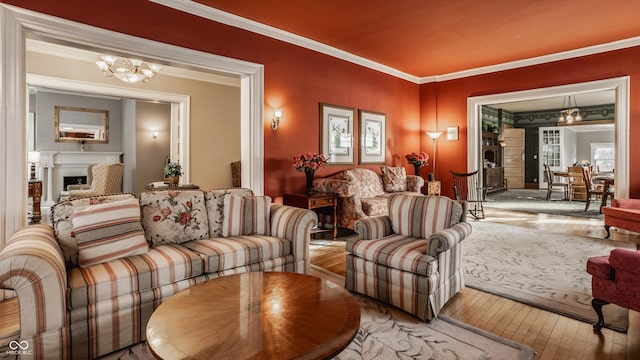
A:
405 152 429 166
292 152 327 172
179 212 192 226
161 207 172 218
153 215 161 222
186 200 192 209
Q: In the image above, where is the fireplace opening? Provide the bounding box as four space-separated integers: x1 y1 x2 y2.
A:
63 176 88 190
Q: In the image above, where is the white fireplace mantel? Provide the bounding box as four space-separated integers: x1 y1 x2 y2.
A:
39 151 123 205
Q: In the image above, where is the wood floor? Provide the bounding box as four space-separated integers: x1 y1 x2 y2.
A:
1 208 638 359
309 207 640 360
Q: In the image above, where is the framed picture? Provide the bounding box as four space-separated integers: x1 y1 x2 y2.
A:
359 110 386 164
320 103 355 165
447 126 459 141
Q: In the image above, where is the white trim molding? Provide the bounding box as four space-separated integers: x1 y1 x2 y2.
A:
467 77 630 200
0 4 265 240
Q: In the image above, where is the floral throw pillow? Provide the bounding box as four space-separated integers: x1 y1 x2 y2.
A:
140 190 209 246
381 166 407 192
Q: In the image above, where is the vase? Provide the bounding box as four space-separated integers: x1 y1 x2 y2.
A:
168 176 179 186
305 169 315 195
413 163 422 176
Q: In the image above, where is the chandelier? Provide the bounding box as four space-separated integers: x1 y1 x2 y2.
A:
558 95 582 124
96 56 162 83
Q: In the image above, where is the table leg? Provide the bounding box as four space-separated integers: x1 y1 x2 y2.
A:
599 182 610 213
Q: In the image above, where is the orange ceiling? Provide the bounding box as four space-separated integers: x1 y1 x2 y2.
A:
195 0 640 77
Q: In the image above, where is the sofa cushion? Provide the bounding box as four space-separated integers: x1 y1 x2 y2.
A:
182 236 291 273
344 169 385 198
51 193 138 267
203 188 254 237
67 244 204 308
380 166 407 192
72 198 149 267
389 194 454 238
140 190 209 246
346 234 437 276
223 195 271 236
361 197 388 216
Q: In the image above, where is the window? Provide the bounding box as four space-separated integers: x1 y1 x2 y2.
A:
591 143 614 172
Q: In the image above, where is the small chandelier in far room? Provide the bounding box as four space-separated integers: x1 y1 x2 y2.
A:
558 95 583 124
96 55 162 83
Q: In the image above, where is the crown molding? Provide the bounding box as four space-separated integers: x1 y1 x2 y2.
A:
154 0 640 85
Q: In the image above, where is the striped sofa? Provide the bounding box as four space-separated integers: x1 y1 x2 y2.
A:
0 189 316 359
346 194 471 321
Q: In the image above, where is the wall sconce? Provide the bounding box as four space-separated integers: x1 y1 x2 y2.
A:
272 109 282 131
152 131 159 140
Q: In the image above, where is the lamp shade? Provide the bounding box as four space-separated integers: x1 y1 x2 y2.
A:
426 131 444 140
28 151 40 163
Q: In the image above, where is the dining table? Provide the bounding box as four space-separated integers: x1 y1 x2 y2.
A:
593 173 615 213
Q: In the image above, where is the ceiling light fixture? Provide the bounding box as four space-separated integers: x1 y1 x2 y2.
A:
558 95 582 124
96 55 162 83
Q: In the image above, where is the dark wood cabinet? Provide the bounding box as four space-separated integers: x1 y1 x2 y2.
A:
484 167 506 194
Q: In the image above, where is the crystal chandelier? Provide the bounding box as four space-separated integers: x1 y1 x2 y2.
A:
558 95 582 124
96 56 162 83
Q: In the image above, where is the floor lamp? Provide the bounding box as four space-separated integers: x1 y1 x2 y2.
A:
426 131 443 180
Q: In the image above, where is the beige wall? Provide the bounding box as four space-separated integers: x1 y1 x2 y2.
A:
26 50 241 190
135 101 171 193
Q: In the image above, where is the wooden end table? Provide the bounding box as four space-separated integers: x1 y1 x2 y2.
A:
283 192 338 238
146 272 360 360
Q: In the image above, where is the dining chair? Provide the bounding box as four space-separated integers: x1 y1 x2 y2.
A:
543 163 568 200
568 166 587 202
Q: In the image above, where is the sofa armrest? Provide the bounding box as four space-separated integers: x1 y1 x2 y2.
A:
354 215 393 240
612 198 640 210
270 204 317 274
312 178 356 197
0 225 67 338
406 175 425 192
609 248 640 275
426 221 473 256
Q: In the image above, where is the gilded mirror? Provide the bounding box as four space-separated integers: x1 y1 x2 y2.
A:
55 106 109 143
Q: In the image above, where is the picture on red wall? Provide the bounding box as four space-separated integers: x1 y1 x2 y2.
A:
320 103 355 165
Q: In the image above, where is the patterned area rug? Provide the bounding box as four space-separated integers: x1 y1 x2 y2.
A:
464 221 635 332
485 189 604 219
99 267 534 360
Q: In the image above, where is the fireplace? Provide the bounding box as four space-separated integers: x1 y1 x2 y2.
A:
63 176 87 190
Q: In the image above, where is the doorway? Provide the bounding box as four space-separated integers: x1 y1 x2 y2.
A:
468 77 630 202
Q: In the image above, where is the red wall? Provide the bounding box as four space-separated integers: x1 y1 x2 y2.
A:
4 0 421 198
5 1 638 199
421 48 640 198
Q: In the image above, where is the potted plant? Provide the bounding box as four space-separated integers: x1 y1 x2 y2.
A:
405 152 429 175
292 152 327 194
165 162 182 186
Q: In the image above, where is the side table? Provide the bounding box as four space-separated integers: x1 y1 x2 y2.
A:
427 181 441 196
283 192 338 238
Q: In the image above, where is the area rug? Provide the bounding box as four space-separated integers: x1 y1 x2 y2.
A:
99 267 534 360
485 189 603 219
464 221 635 332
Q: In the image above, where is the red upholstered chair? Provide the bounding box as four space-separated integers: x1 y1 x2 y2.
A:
586 249 640 330
602 199 640 239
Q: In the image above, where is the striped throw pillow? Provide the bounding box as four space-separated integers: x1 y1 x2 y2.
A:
72 197 149 267
388 194 453 238
223 195 272 236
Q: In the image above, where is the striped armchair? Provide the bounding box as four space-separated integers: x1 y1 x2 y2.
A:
346 194 471 321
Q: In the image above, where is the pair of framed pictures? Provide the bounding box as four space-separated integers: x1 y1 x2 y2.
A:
319 103 386 165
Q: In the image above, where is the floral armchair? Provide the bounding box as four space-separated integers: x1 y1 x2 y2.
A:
312 167 424 229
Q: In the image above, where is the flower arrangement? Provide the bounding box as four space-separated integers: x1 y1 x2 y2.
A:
165 162 183 177
405 152 429 167
292 152 327 172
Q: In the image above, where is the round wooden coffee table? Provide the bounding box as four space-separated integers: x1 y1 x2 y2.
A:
146 271 360 359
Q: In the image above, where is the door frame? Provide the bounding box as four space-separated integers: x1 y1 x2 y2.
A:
468 77 629 199
0 5 265 239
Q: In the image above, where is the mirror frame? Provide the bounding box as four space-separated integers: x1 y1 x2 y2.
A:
54 105 109 143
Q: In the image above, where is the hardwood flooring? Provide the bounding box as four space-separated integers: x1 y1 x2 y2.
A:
1 207 638 359
309 207 640 360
